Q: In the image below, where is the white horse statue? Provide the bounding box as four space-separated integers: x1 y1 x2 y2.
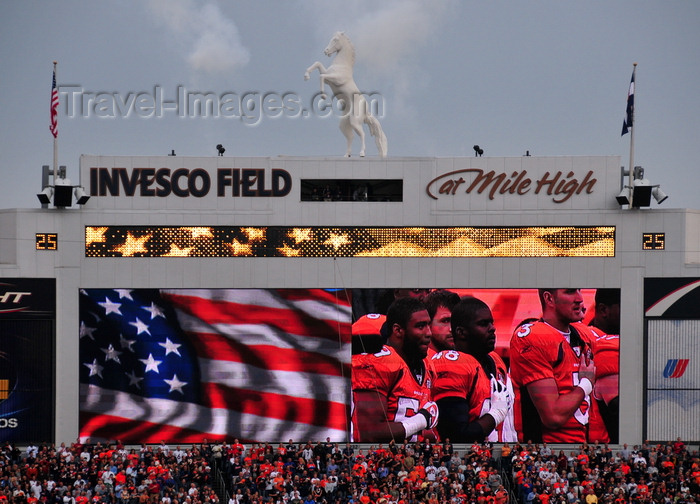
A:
305 32 387 158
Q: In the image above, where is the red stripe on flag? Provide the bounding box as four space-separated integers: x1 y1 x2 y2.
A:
164 292 351 342
190 333 350 376
275 288 351 306
202 383 348 429
80 412 233 443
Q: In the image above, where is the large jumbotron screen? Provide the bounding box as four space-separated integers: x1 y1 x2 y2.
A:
78 287 618 444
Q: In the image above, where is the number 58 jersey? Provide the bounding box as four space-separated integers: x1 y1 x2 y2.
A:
351 345 436 441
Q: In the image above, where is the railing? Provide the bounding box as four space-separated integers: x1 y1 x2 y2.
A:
210 455 231 504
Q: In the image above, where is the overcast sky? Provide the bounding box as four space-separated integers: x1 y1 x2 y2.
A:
1 1 698 210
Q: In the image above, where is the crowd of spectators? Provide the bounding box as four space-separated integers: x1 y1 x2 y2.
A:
220 438 507 504
0 440 219 504
507 438 699 503
1 438 698 504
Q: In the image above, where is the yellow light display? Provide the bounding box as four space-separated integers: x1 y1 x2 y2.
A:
642 233 665 250
36 233 58 250
85 226 615 258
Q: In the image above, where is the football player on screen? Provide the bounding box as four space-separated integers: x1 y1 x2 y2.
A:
423 289 461 358
510 288 598 443
431 296 515 442
351 297 439 442
587 288 620 443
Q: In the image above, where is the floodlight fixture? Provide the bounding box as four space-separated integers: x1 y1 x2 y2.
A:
618 165 668 208
631 178 652 208
74 186 90 205
38 166 92 209
652 186 668 204
53 187 73 207
37 186 53 205
616 188 630 206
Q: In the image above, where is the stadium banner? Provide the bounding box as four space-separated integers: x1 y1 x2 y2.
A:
644 278 700 442
646 320 700 441
351 288 620 445
79 155 620 212
644 278 700 319
78 288 352 443
0 278 56 443
0 278 55 318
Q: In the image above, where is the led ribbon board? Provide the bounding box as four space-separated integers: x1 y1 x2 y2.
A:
85 226 615 258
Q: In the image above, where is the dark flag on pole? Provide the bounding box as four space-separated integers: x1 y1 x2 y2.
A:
621 68 635 136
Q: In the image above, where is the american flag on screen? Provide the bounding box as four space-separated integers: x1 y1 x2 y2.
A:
79 288 352 443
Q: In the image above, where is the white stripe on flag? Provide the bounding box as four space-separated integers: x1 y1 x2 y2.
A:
176 314 351 362
80 383 347 441
161 288 352 322
199 357 349 402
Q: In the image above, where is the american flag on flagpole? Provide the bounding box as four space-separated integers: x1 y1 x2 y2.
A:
50 65 58 138
79 288 352 443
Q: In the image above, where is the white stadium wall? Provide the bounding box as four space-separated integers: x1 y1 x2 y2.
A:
1 155 699 445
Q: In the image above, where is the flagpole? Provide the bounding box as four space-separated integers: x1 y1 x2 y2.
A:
52 61 58 182
628 63 637 208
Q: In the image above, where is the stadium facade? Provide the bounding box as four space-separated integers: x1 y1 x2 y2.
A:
1 154 699 446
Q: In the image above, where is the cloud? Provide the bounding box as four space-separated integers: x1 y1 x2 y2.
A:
146 0 250 75
303 0 456 117
305 0 454 72
351 1 452 73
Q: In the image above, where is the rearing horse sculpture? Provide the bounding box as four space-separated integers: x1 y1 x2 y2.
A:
305 32 387 158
